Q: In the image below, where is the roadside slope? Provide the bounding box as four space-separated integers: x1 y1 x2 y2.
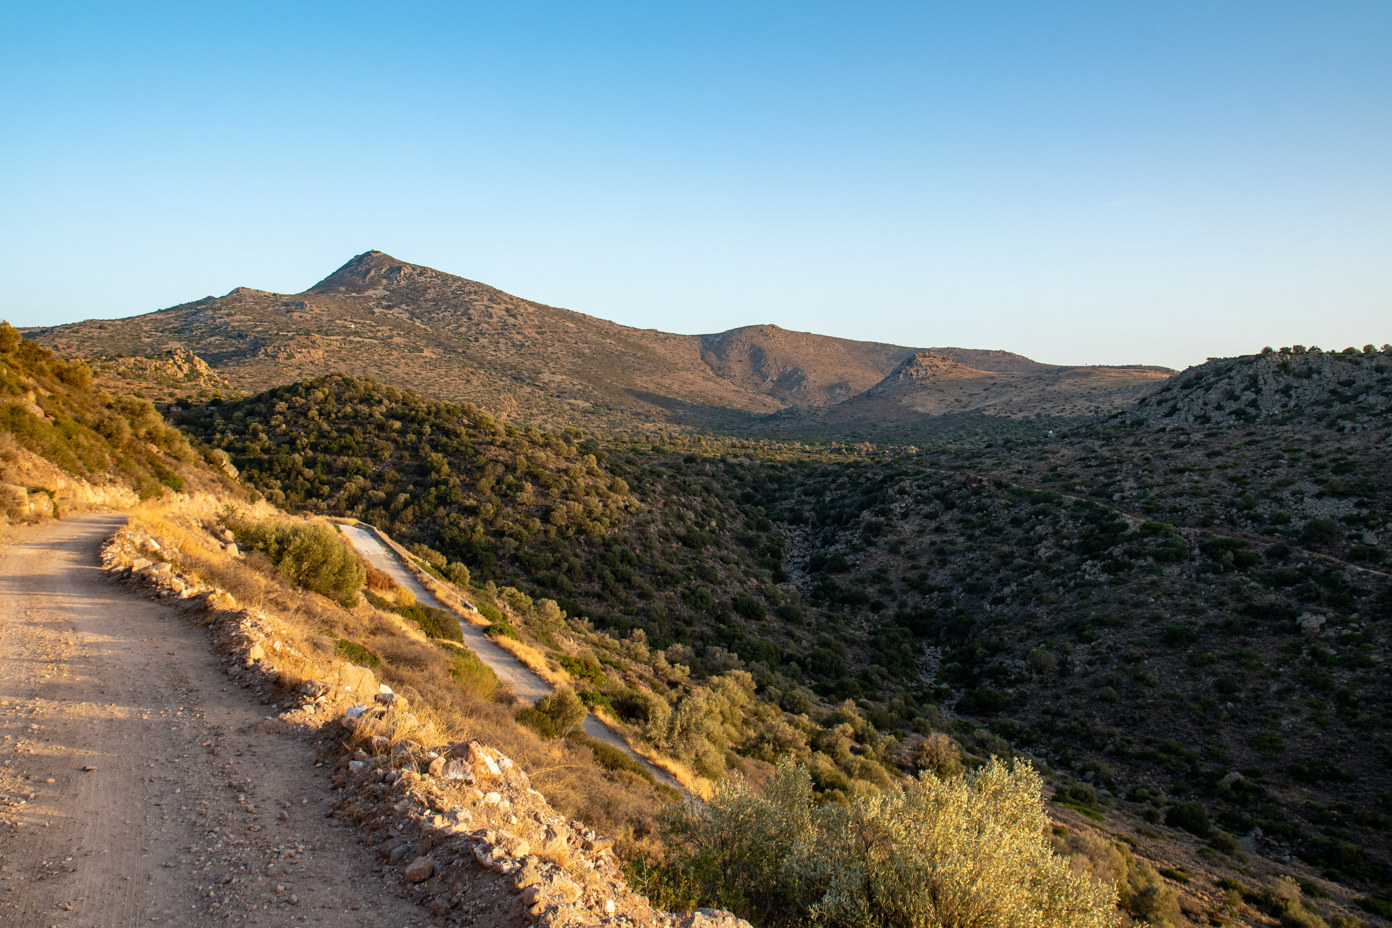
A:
338 522 685 792
0 514 428 928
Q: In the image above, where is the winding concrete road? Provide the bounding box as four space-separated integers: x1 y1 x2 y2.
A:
337 523 684 792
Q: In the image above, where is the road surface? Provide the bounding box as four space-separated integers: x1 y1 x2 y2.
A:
0 515 428 927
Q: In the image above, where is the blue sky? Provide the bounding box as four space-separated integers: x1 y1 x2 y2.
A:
2 1 1388 369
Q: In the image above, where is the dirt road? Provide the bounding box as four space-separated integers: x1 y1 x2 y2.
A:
338 523 685 793
0 515 429 927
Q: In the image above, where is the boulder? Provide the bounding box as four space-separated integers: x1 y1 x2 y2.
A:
402 856 435 883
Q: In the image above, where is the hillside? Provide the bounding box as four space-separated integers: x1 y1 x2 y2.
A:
762 350 1174 438
27 251 1172 435
0 321 239 522
177 347 1392 925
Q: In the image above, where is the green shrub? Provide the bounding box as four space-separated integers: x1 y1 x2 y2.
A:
910 732 964 779
1208 829 1245 859
558 654 608 685
1300 518 1340 546
1329 915 1367 928
579 689 615 713
517 705 558 739
1355 896 1392 918
0 321 19 355
335 638 379 668
398 602 462 642
445 647 496 700
580 736 655 783
484 620 519 639
957 687 1007 715
661 758 1116 927
1164 801 1212 837
533 686 586 737
233 519 365 606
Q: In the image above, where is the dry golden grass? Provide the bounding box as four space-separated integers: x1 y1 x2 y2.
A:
489 634 568 686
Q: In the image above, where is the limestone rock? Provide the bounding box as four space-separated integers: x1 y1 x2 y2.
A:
403 856 435 883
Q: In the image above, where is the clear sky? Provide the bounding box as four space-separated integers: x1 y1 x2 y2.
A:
2 1 1388 370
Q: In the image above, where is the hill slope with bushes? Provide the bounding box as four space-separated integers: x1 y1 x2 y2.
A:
0 320 240 521
179 352 1392 924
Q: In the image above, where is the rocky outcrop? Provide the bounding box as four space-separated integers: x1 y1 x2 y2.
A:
1128 347 1391 430
0 443 139 526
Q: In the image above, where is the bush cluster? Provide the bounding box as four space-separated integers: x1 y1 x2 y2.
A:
232 519 365 606
657 758 1116 927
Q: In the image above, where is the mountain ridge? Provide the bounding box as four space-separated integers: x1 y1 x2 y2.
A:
27 251 1174 434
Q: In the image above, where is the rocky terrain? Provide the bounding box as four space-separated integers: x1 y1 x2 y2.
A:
25 251 1171 435
0 505 749 928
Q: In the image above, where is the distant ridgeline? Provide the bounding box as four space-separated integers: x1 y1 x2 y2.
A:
29 250 1173 438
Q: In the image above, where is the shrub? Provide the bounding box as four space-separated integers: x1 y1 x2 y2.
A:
580 736 655 783
1209 829 1245 859
557 654 608 685
517 706 558 739
484 620 519 640
957 687 1007 715
662 758 1117 927
408 542 448 569
398 602 463 642
1165 801 1212 837
335 638 379 668
0 321 19 355
445 647 497 700
1300 518 1340 546
233 519 365 606
1260 876 1330 928
533 686 586 737
910 732 964 779
1355 896 1392 919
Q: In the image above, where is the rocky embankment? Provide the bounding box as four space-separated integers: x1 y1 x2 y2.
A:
99 523 745 928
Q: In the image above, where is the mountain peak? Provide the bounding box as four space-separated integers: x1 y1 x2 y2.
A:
309 250 427 294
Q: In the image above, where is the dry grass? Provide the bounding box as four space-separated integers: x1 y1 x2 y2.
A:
489 634 568 687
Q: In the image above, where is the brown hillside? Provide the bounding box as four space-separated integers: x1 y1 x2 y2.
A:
775 350 1173 432
27 251 1173 434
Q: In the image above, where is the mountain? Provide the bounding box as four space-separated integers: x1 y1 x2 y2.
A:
27 251 1173 434
761 349 1173 437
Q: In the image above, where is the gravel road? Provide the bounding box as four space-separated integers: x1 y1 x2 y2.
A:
0 515 431 927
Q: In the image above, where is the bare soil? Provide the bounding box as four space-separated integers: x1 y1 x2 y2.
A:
0 514 431 927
